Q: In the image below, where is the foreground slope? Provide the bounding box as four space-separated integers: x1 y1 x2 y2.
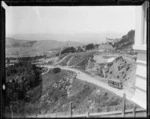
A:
28 68 139 116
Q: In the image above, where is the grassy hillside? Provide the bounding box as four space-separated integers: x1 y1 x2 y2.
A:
6 37 36 48
104 56 137 88
56 50 137 90
33 68 140 115
5 65 140 118
5 69 75 117
56 51 96 67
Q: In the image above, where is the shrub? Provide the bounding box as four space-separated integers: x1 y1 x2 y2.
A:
53 67 61 74
61 47 76 54
5 58 42 106
85 43 95 51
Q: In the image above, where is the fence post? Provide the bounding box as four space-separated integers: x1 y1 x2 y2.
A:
133 105 136 117
87 109 89 117
122 93 126 117
35 108 37 118
69 101 72 118
10 105 13 118
54 113 56 118
56 112 57 118
106 106 108 112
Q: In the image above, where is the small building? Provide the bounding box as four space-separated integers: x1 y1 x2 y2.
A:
98 43 114 52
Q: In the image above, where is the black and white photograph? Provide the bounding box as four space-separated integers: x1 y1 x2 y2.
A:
2 0 149 118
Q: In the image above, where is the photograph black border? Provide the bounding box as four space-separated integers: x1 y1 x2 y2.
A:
0 0 149 118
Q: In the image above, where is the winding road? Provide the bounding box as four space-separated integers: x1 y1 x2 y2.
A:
27 63 145 118
39 63 146 109
39 64 135 100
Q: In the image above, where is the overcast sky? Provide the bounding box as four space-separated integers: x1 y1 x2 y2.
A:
6 6 135 35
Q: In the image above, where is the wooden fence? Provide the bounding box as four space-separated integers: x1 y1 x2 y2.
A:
10 93 146 118
34 106 146 118
29 93 146 118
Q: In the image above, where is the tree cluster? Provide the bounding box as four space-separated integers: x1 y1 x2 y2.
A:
6 55 45 63
112 30 135 50
85 43 95 51
61 47 76 54
18 55 45 62
53 67 61 74
60 43 99 55
5 59 42 106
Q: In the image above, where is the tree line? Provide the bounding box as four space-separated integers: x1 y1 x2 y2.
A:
59 43 100 55
112 30 135 50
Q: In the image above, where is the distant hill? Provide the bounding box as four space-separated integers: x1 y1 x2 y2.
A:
6 32 124 44
5 31 128 57
6 37 36 48
5 38 83 57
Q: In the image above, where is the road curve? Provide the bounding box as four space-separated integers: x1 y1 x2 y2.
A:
39 64 135 100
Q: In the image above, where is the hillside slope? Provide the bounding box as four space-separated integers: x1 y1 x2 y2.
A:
24 69 139 116
104 56 137 89
56 52 95 67
6 37 36 48
56 51 137 90
112 30 135 51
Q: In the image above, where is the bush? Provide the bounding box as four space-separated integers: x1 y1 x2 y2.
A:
53 67 61 74
85 43 95 51
112 30 135 50
61 47 76 54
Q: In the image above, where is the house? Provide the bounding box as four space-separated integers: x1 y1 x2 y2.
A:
106 38 121 45
98 43 114 52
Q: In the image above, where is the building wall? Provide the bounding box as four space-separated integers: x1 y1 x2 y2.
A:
132 1 149 110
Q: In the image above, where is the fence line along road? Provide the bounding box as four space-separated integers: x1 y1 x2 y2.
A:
35 94 146 118
26 93 146 118
35 107 146 118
